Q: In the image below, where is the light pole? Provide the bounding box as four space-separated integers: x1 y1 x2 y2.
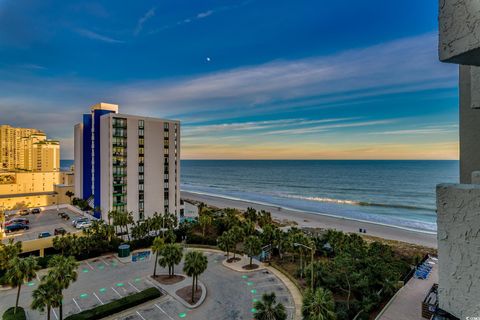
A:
294 242 315 290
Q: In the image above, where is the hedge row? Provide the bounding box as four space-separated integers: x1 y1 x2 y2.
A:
65 287 162 320
2 307 26 320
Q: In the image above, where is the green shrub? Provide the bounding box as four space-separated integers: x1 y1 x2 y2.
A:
2 307 26 320
64 287 161 320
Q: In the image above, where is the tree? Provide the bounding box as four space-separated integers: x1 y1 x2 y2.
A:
244 207 258 222
217 231 235 258
158 243 183 277
243 219 256 236
230 226 245 260
199 212 213 238
47 255 78 320
302 288 336 320
65 191 74 204
6 256 38 314
0 239 22 270
183 251 208 303
152 236 165 277
254 292 287 320
244 235 262 268
31 278 61 320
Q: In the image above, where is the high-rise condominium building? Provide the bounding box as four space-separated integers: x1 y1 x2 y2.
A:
74 103 181 222
0 125 60 172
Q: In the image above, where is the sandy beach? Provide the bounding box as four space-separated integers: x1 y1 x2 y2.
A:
181 191 438 248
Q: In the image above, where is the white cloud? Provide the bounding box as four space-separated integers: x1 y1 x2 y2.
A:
75 28 124 43
197 10 213 19
134 7 156 36
117 33 456 117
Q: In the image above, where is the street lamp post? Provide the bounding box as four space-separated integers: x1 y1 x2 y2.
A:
294 242 315 290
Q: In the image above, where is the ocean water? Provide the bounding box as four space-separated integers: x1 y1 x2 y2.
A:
180 160 459 234
61 159 459 233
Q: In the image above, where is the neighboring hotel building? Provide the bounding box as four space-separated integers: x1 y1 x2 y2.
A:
0 125 60 172
74 103 181 222
0 125 72 211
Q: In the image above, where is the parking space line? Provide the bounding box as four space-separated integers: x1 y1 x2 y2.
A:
154 304 175 320
85 261 95 270
255 283 284 289
102 258 109 266
136 311 147 320
93 292 104 305
111 287 122 298
128 281 141 293
72 298 82 312
52 308 58 320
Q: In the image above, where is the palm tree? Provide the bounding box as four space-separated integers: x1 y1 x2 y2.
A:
230 225 245 260
301 288 336 320
31 278 61 320
0 239 22 270
244 235 262 268
48 255 78 320
199 213 213 238
254 292 287 320
152 236 165 277
217 231 235 258
158 243 183 277
6 256 38 314
183 251 208 303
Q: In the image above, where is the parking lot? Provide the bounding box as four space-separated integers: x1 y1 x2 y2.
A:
0 251 295 320
2 208 84 242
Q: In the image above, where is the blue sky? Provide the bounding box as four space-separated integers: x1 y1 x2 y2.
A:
0 0 459 159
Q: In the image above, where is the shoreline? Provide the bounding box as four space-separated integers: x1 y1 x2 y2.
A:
181 191 438 248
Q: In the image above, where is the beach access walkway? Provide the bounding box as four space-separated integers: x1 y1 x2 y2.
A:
376 259 438 320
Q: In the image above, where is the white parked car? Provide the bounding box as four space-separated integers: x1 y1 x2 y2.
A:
72 217 89 227
76 221 92 229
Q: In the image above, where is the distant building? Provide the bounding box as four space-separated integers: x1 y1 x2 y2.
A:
0 125 60 172
0 171 74 210
74 103 181 222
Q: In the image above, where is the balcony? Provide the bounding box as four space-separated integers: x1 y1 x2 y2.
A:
113 172 127 177
112 143 127 148
113 132 127 138
113 161 127 167
112 123 127 129
113 202 127 207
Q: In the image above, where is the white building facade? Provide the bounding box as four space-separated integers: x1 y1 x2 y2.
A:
74 103 181 222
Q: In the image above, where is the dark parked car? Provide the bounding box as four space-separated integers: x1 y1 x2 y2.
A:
54 228 67 236
59 212 70 220
18 209 30 216
5 223 29 233
5 218 29 226
38 232 52 238
31 208 41 214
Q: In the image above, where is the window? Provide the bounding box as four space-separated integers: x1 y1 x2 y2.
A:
139 184 144 191
138 120 144 128
164 123 169 130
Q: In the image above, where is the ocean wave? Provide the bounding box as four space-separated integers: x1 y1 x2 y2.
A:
181 189 437 234
283 195 436 212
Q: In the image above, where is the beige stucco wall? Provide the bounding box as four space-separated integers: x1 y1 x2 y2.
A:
0 171 62 195
437 183 480 318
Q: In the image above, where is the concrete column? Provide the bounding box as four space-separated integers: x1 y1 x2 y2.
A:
459 66 480 183
39 248 44 258
437 183 480 318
